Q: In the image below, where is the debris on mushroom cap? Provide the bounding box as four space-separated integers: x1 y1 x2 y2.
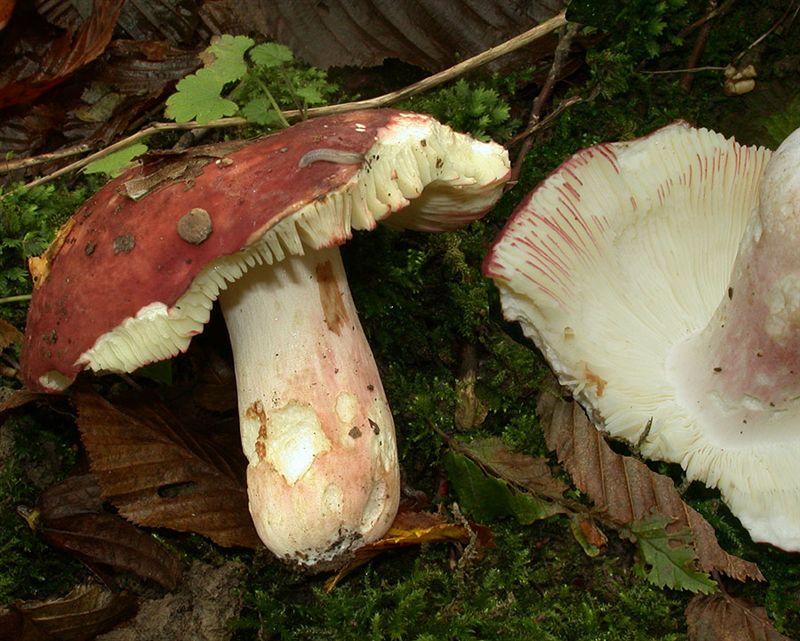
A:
21 109 510 391
484 121 800 550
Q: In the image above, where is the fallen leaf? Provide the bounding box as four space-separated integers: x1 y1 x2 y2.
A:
568 513 607 557
200 0 565 71
451 437 568 501
35 474 183 590
0 318 22 351
0 0 14 30
0 388 41 420
686 592 794 641
0 583 137 641
623 514 716 594
444 449 565 525
73 388 261 549
325 509 492 590
537 384 764 583
0 0 124 109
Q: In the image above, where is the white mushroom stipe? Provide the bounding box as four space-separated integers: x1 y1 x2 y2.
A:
486 122 800 550
219 246 399 565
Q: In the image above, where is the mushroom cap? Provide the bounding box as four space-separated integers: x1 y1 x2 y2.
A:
21 109 510 391
483 122 800 548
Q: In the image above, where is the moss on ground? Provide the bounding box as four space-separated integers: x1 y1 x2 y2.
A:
233 521 689 641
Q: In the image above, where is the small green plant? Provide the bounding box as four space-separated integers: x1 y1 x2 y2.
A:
166 36 338 127
402 77 516 141
85 37 339 177
569 0 690 59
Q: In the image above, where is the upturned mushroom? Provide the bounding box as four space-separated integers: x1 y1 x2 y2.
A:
21 109 510 566
484 121 800 550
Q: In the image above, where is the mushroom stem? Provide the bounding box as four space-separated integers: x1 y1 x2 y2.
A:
670 129 800 437
218 245 399 566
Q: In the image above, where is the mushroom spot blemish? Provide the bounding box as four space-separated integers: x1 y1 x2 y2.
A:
360 480 387 533
335 392 358 425
349 426 362 439
84 241 96 256
322 483 344 517
112 234 135 254
177 208 213 245
316 260 349 335
259 402 331 485
582 365 607 397
244 399 268 462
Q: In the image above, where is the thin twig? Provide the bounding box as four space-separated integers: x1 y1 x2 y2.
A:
1 143 93 174
510 22 579 186
733 0 799 63
642 65 726 75
681 0 717 92
505 94 583 147
676 0 738 40
6 11 567 195
0 294 32 305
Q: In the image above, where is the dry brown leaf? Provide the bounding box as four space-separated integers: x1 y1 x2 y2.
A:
686 593 793 641
200 0 564 71
37 474 183 590
73 388 261 549
0 318 22 351
0 388 41 418
325 509 492 590
0 0 124 109
0 583 137 641
452 436 568 501
537 385 763 583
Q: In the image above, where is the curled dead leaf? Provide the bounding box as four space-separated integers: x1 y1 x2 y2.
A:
0 319 22 351
0 583 136 641
536 381 763 583
73 388 261 549
35 474 182 590
0 0 124 109
686 592 793 641
324 509 492 590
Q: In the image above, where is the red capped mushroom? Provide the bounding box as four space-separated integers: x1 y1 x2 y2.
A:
486 122 800 550
21 109 510 566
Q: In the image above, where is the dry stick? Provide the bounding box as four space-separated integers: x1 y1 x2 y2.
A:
676 0 738 41
680 0 718 92
10 11 567 195
733 0 800 63
1 143 93 174
0 294 32 304
510 22 579 186
505 94 584 147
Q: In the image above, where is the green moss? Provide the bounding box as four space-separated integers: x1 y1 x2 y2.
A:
0 413 86 604
234 522 689 641
0 179 100 325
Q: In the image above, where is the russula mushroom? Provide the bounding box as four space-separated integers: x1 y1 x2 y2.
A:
485 121 800 550
21 109 510 566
